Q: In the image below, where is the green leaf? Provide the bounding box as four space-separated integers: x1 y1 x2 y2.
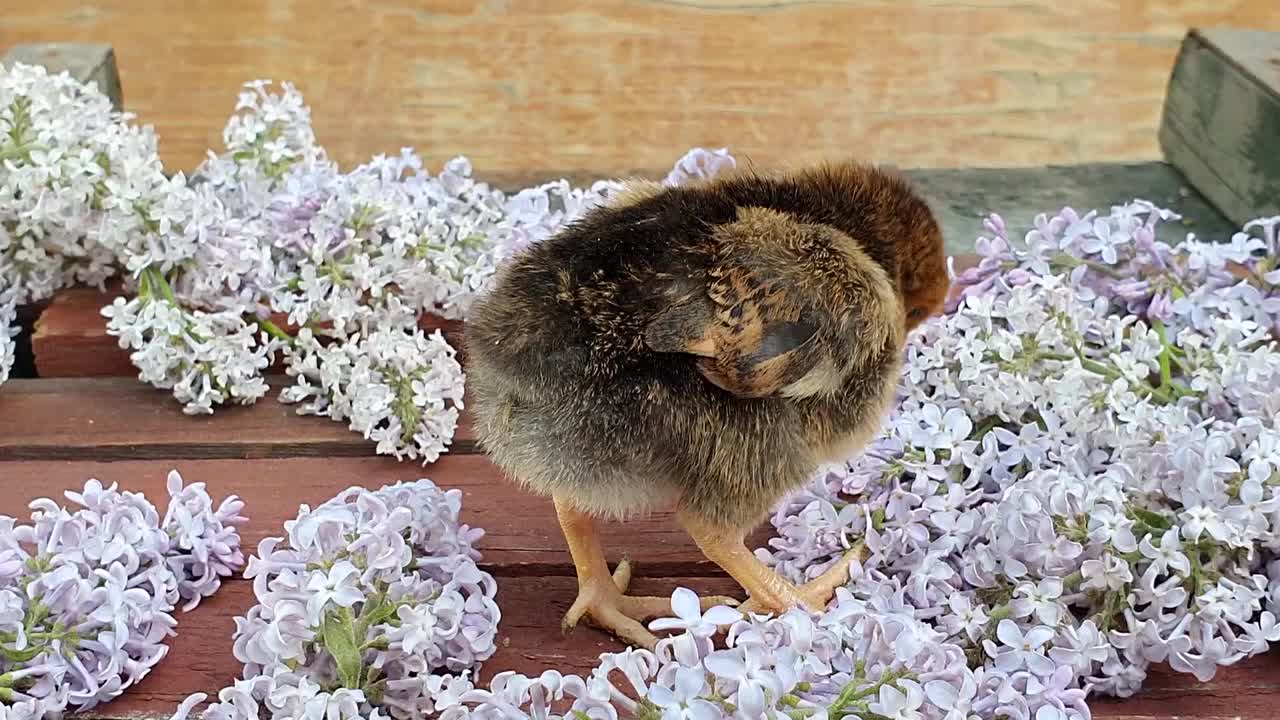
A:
1131 506 1173 531
320 609 365 690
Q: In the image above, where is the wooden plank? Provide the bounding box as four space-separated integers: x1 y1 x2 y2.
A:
0 458 760 577
0 377 476 460
47 573 1280 720
902 162 1237 253
1159 28 1280 227
1 42 122 111
79 576 745 720
30 288 462 379
28 153 1243 383
10 1 1280 176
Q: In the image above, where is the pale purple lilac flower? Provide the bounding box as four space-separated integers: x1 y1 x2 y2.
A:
0 473 242 718
184 479 498 720
0 301 16 386
749 206 1280 719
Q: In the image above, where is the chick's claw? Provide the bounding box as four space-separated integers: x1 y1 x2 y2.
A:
746 542 865 615
561 557 739 650
738 544 869 617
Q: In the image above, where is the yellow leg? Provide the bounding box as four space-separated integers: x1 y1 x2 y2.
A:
680 511 866 616
555 497 738 649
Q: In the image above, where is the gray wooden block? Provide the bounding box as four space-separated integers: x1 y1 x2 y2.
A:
486 161 1235 258
902 162 1236 257
1159 28 1280 227
2 43 122 111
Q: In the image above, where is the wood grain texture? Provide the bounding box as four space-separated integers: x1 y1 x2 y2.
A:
6 1 1280 177
0 377 477 460
30 287 463 379
1159 28 1280 226
0 458 770 576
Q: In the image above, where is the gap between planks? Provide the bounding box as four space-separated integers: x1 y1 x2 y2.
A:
0 377 476 460
0 458 768 578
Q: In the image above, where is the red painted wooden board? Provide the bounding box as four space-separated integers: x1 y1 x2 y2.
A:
0 377 477 460
2 457 763 577
4 256 1279 719
2 384 1278 718
31 288 463 379
27 257 985 380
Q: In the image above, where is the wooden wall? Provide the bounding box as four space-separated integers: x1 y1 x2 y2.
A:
6 1 1279 177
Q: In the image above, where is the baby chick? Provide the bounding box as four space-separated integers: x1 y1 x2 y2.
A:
465 159 950 648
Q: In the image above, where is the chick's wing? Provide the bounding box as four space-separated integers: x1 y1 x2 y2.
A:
642 225 829 399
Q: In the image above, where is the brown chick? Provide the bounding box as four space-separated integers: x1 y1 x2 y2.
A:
465 159 950 649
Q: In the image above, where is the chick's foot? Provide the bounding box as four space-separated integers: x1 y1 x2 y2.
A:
682 512 867 618
554 497 737 650
562 556 738 650
737 543 867 616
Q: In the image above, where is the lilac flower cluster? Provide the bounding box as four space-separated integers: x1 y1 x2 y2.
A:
0 65 725 463
754 205 1280 716
175 478 499 720
0 61 168 306
0 300 15 385
0 471 245 719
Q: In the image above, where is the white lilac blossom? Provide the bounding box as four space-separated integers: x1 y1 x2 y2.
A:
278 308 466 464
176 478 498 720
0 472 243 719
0 300 15 384
100 283 274 415
0 63 731 460
754 206 1280 716
0 61 166 306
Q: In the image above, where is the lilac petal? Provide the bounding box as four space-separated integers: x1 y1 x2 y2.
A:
703 651 745 678
996 619 1022 647
1024 626 1055 649
700 605 744 626
668 587 701 622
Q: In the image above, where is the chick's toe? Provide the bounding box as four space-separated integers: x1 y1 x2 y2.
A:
683 513 869 618
737 544 869 616
556 499 738 649
561 556 738 650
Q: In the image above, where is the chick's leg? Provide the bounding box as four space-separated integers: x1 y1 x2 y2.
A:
555 497 735 649
681 512 865 616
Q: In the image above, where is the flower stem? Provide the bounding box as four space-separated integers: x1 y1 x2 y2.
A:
827 669 911 716
256 317 295 343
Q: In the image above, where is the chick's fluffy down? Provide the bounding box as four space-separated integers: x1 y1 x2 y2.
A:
466 162 945 530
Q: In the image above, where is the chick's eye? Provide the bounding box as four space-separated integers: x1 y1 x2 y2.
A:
908 308 925 320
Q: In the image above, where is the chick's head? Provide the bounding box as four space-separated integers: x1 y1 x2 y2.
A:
899 213 950 332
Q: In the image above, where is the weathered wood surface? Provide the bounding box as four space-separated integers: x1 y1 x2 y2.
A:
2 457 759 578
1160 28 1280 227
29 288 463 380
7 1 1280 177
2 385 1280 719
0 378 476 460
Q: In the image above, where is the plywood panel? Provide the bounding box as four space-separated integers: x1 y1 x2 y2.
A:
6 1 1279 177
